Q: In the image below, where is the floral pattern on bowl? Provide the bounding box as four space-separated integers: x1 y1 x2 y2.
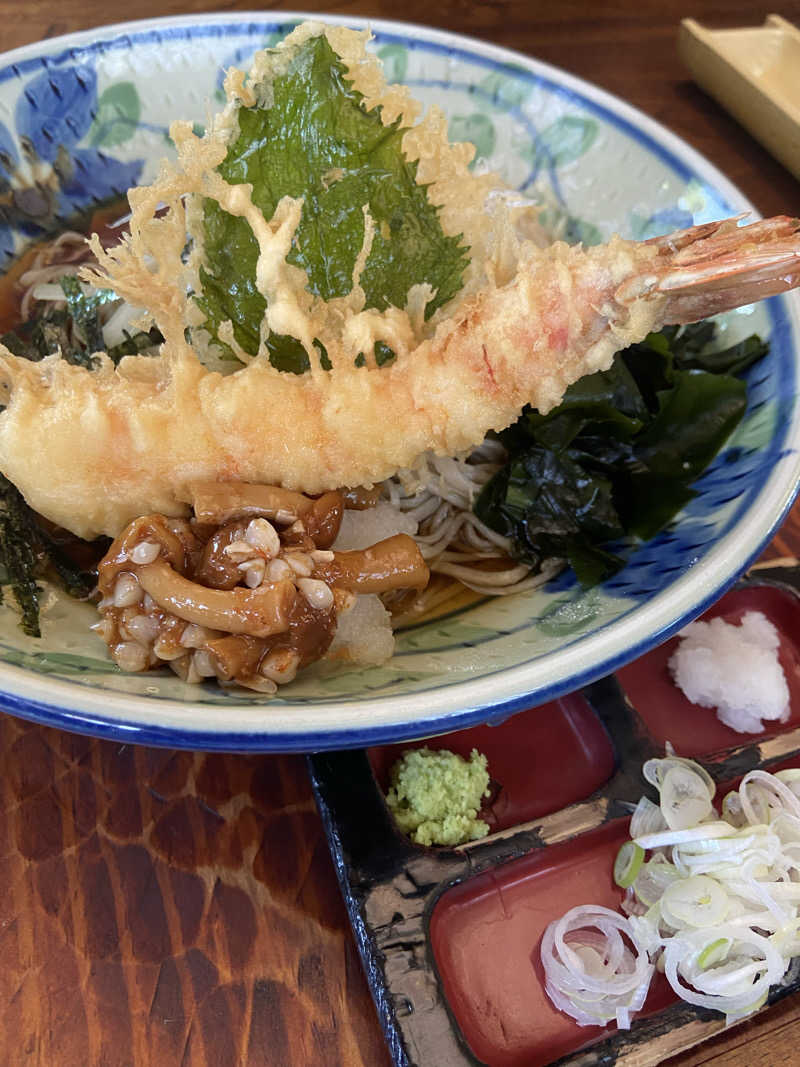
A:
0 64 144 264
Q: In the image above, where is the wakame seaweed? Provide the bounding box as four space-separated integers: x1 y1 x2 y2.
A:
475 322 768 587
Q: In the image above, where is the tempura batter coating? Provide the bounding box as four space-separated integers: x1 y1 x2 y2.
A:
0 23 798 539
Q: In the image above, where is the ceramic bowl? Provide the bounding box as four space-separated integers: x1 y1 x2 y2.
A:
0 13 798 750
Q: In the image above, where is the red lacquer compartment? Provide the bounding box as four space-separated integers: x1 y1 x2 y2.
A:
617 584 800 757
368 694 616 835
430 822 672 1066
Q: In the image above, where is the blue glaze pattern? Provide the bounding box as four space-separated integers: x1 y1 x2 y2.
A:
0 58 145 263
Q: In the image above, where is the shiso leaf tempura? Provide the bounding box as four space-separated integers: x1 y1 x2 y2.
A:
0 22 797 540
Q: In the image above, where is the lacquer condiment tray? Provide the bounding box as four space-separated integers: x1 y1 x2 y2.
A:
309 559 800 1066
679 15 800 180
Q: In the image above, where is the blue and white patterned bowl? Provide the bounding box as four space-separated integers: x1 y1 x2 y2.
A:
0 13 798 751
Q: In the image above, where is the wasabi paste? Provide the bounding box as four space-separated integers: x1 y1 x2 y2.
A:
385 747 491 846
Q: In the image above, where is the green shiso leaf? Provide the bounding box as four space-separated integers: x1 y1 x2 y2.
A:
475 323 768 586
195 33 470 369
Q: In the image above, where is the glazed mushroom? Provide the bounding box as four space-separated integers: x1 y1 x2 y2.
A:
93 483 430 695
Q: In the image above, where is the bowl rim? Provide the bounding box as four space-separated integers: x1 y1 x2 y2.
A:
0 11 798 751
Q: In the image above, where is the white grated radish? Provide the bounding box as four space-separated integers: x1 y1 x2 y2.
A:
669 612 790 734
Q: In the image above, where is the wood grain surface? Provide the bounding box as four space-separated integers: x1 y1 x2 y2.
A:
1 2 799 1065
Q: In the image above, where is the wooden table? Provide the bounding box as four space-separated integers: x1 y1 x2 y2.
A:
1 2 800 1065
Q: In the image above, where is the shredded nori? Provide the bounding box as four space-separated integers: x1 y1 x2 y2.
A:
59 276 114 357
0 474 101 637
0 475 44 636
0 281 162 369
107 325 162 362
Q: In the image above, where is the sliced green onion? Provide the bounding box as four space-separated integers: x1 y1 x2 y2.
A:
661 875 729 929
634 821 737 851
726 990 768 1023
630 795 666 838
697 936 732 970
633 858 681 907
660 764 714 831
545 758 800 1031
614 841 645 889
644 756 715 798
722 790 746 827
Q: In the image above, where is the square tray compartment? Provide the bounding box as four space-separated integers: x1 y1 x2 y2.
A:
430 821 674 1066
368 694 616 833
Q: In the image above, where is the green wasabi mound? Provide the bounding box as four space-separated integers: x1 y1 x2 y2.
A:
385 747 491 847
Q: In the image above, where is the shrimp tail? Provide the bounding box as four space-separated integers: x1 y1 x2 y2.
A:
618 215 800 323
